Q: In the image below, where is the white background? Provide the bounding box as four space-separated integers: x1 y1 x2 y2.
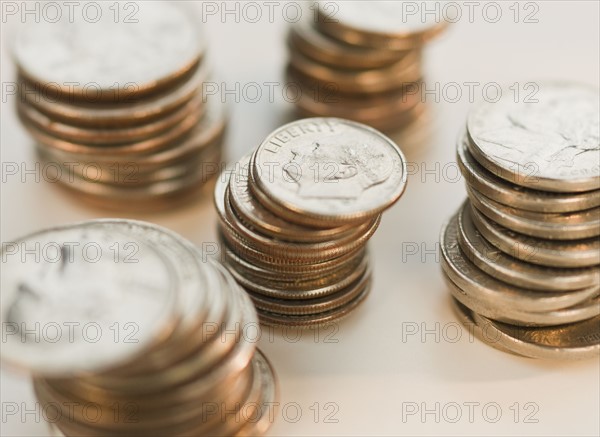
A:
1 1 599 436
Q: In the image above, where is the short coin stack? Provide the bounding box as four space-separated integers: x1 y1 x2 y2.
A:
286 1 446 138
440 83 600 359
13 2 225 209
1 220 277 436
216 118 407 328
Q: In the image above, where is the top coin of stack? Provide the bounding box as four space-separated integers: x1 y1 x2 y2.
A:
1 219 278 436
216 117 408 328
12 2 225 210
441 82 600 360
286 1 447 138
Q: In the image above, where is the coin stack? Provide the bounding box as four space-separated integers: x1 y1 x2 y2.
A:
216 118 407 328
1 220 277 436
440 83 600 359
13 2 225 210
286 1 446 141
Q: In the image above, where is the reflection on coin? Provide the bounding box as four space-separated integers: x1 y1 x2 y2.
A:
457 202 599 291
252 118 407 224
468 186 600 240
457 133 600 213
470 204 600 268
13 2 204 100
466 83 600 192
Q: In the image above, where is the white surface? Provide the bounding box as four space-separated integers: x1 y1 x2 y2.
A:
1 2 599 436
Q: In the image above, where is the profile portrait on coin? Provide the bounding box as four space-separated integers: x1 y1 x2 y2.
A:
283 141 394 199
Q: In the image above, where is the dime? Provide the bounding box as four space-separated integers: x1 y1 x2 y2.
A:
315 1 448 50
13 2 204 101
457 132 600 213
466 83 600 192
468 186 600 240
470 203 600 268
457 202 600 291
252 118 407 225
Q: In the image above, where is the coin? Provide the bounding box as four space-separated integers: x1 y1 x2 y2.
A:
468 185 600 240
466 83 600 192
471 313 600 360
457 132 600 213
469 204 600 268
457 202 599 291
315 1 448 50
252 118 407 225
13 2 204 101
440 215 598 315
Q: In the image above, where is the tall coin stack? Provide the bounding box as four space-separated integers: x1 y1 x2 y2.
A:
216 118 408 328
1 220 277 436
286 1 446 142
440 83 600 359
13 2 225 209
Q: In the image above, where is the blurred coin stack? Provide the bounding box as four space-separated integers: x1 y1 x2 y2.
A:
286 1 446 145
13 2 225 210
1 220 277 436
216 118 407 328
440 83 600 359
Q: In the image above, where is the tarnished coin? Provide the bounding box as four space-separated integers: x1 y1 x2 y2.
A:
0 220 178 375
440 215 599 315
315 1 448 50
469 205 600 268
457 133 600 213
466 83 600 192
468 186 600 240
457 202 600 291
252 118 407 225
471 312 600 360
289 17 405 69
13 1 204 101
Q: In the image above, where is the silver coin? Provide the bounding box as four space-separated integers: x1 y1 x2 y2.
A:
252 117 407 224
315 1 448 50
0 220 178 375
440 214 599 314
469 205 600 268
457 202 600 291
289 17 405 69
457 132 600 212
466 83 600 192
13 1 204 100
471 312 600 360
468 185 600 240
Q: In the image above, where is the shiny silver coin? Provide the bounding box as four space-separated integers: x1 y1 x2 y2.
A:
457 132 600 212
471 312 600 360
252 117 407 225
470 205 600 268
13 1 204 101
0 220 178 375
466 83 600 192
457 202 599 291
468 185 600 240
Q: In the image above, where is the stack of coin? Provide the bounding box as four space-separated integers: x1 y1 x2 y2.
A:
1 220 277 436
13 2 225 209
440 83 600 359
216 118 408 328
286 1 446 138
